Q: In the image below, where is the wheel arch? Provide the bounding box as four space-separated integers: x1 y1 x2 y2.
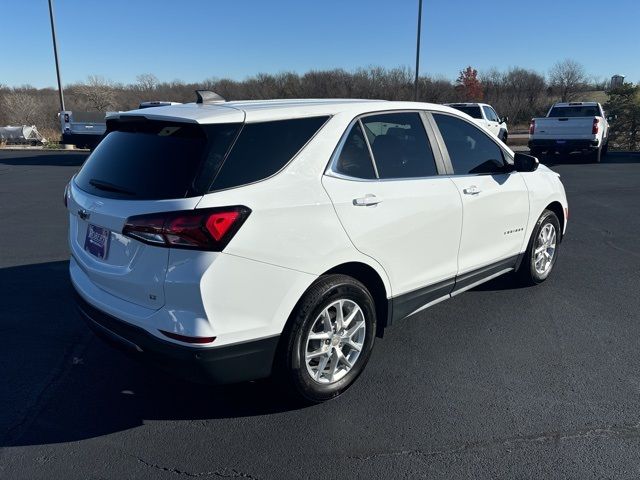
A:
280 261 391 343
323 262 390 337
545 201 565 241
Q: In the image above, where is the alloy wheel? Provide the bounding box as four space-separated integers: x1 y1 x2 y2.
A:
534 223 557 275
304 299 366 384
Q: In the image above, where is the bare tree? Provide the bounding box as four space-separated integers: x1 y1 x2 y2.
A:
549 59 587 102
0 63 601 135
1 91 42 125
418 76 456 103
136 73 159 92
73 75 117 111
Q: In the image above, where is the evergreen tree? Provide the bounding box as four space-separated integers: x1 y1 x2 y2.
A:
605 84 640 151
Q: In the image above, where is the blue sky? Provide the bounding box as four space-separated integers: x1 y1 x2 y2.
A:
3 0 639 88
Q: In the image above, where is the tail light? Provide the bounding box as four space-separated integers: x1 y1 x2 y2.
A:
123 206 251 251
64 113 70 123
592 118 599 135
529 119 535 135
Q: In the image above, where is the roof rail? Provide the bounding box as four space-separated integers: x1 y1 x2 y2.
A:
195 90 226 104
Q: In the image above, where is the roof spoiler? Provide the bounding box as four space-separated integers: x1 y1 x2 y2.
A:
195 90 226 104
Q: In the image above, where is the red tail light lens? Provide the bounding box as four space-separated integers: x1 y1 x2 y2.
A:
529 119 535 135
592 118 599 135
123 206 251 251
205 211 240 241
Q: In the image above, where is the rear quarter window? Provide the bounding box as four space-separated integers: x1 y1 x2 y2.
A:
210 116 329 191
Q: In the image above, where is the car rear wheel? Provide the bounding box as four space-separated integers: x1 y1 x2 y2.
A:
275 274 376 403
516 209 561 285
586 147 602 163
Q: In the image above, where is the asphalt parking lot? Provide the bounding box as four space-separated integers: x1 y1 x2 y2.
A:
1 149 640 479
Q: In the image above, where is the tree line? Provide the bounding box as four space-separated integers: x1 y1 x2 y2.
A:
0 59 628 143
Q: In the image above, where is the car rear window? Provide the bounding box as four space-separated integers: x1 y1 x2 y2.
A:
209 116 329 191
449 105 483 119
548 106 600 117
74 120 240 200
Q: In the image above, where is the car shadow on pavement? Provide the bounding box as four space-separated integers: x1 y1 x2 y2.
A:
0 261 307 448
0 152 88 167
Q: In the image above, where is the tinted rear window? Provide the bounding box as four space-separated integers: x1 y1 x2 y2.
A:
548 106 600 117
449 105 483 119
210 116 329 191
74 121 240 200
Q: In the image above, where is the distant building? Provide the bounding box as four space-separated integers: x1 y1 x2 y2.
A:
610 74 625 90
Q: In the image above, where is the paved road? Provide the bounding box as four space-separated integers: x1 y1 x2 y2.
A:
1 150 640 479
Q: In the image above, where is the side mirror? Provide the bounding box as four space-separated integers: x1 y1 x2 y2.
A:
501 116 509 124
514 152 539 172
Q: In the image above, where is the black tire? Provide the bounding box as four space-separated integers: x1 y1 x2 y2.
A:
500 131 508 143
516 209 561 285
274 274 377 403
586 147 602 163
529 148 542 159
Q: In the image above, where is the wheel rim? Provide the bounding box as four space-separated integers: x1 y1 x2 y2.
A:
534 223 557 275
304 299 366 385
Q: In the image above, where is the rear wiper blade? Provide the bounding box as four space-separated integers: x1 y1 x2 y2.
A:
89 179 135 196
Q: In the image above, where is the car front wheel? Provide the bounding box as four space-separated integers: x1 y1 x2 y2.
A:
517 209 561 285
275 274 376 403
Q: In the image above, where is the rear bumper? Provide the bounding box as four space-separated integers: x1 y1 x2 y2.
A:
74 290 280 384
529 138 600 152
62 132 103 148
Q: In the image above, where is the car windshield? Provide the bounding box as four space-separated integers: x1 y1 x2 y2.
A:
448 105 483 119
548 106 600 117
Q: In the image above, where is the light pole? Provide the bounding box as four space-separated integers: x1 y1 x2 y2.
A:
413 0 423 101
48 0 65 111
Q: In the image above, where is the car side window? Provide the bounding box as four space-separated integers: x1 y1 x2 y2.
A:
334 122 377 179
433 113 507 175
483 106 498 122
360 112 438 179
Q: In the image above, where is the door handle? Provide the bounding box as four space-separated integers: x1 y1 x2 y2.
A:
463 185 481 195
353 194 382 206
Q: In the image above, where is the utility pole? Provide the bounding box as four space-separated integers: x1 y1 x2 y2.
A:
413 0 423 101
48 0 65 111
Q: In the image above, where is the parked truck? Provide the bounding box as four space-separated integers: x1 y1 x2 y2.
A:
528 102 609 163
60 103 181 149
445 102 509 142
59 111 114 149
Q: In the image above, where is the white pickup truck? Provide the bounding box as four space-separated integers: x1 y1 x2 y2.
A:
445 102 509 142
528 102 609 162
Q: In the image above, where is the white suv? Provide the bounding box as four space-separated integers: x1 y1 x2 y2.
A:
445 102 509 142
67 94 568 402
